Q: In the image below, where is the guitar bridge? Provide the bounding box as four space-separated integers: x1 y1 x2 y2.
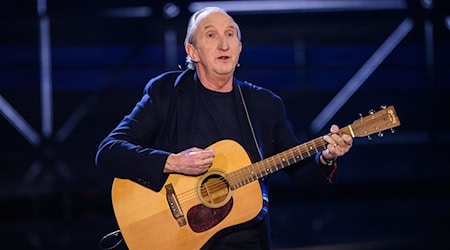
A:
165 183 186 227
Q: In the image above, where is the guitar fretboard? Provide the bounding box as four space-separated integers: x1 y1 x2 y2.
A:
226 126 352 190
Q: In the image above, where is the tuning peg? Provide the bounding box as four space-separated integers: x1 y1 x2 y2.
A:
378 131 384 137
380 105 387 109
358 113 363 122
369 109 375 115
390 128 395 133
367 135 372 140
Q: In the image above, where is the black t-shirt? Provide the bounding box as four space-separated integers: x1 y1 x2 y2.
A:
193 83 270 250
193 83 243 149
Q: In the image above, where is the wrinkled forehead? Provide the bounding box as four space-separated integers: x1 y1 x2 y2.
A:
195 10 235 30
185 7 241 45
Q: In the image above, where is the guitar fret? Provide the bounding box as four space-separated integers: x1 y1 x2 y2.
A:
246 166 254 183
290 148 298 163
293 146 304 161
274 160 281 171
235 170 243 188
309 142 315 153
259 162 265 176
262 161 270 176
239 168 246 187
280 155 287 168
281 154 286 164
244 167 251 184
238 172 244 187
228 172 237 189
311 139 319 153
287 150 296 165
267 157 274 173
301 150 308 159
241 168 248 186
234 169 241 188
317 139 327 152
252 163 259 179
250 165 257 180
305 143 312 157
274 162 281 172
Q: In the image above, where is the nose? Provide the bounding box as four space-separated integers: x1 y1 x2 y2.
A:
218 36 229 50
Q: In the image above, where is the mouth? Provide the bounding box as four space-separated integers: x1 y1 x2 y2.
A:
217 56 230 61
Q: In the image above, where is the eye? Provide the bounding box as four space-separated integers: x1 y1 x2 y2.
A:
206 32 215 38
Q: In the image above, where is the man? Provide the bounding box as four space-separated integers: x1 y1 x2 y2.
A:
95 6 353 250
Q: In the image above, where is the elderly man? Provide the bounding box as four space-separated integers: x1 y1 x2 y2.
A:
96 6 352 250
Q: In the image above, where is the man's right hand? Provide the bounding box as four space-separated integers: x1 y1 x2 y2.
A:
164 148 215 175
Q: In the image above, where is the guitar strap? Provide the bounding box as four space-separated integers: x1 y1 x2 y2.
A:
237 81 271 240
236 81 264 162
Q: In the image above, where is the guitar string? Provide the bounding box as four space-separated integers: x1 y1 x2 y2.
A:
169 107 395 205
173 160 271 204
175 139 328 204
173 140 328 205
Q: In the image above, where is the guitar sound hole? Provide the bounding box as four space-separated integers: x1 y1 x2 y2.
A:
198 173 231 208
188 171 234 233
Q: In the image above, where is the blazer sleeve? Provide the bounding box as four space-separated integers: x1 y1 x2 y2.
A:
95 75 175 191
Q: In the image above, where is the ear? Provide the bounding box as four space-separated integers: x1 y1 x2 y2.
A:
185 43 199 62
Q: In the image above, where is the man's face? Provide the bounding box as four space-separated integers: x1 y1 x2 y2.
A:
187 11 242 78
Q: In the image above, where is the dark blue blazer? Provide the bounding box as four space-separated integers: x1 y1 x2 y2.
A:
96 69 332 192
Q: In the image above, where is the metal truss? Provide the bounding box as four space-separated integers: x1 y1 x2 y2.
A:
311 0 448 134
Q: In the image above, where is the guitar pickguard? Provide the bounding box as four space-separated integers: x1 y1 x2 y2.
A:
187 198 233 233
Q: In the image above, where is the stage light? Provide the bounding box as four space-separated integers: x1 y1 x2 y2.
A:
445 16 450 30
188 0 407 14
102 6 153 18
164 2 180 18
420 0 434 9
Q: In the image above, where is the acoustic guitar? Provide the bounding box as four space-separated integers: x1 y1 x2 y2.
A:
111 105 400 249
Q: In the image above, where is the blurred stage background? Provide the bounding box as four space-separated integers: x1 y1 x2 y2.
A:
1 0 450 249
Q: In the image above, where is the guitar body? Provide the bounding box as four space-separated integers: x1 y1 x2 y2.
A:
111 140 265 250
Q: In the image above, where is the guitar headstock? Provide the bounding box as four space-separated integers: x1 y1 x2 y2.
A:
349 105 401 138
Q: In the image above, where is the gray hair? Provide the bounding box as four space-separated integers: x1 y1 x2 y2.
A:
184 7 242 70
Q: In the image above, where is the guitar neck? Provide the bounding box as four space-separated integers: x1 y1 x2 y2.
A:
227 126 353 190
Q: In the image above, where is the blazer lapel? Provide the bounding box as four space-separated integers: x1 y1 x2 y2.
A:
172 69 198 151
